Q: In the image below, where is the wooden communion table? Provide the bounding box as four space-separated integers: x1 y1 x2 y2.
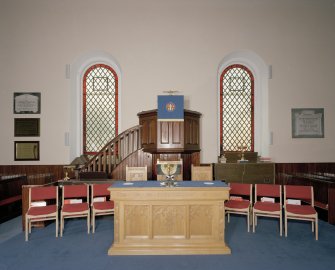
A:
108 181 231 255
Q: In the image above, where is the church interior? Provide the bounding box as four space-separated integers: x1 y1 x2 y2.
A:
1 0 335 259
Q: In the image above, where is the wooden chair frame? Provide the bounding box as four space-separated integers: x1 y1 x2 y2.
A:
60 184 90 237
25 185 59 241
91 183 114 233
253 184 282 236
284 185 318 240
225 183 253 232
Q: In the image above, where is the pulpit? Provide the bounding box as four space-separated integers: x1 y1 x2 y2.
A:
138 109 201 153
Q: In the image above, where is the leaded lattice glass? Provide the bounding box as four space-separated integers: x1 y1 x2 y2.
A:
83 64 118 155
220 64 254 151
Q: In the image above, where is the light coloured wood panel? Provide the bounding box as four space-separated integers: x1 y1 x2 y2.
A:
189 204 215 237
191 164 213 181
152 205 186 238
108 184 231 255
124 204 150 238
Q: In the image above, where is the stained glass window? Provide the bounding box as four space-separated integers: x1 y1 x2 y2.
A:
83 64 118 155
220 64 254 152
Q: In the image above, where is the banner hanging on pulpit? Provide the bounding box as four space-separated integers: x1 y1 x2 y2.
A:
157 95 184 121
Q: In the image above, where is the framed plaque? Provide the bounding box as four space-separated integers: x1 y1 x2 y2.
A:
14 92 41 114
292 108 324 138
14 141 40 161
14 118 40 137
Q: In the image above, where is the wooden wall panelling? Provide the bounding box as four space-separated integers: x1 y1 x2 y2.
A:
275 163 335 225
0 165 64 182
191 152 201 166
214 163 275 184
214 163 243 182
138 109 201 153
275 163 335 180
139 110 157 152
0 165 63 224
157 121 184 151
329 185 335 224
111 149 152 180
0 176 28 223
184 112 200 152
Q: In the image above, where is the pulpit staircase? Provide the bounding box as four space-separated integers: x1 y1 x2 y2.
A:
80 125 149 179
80 109 202 180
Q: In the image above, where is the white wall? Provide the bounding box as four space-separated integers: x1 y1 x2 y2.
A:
1 0 335 165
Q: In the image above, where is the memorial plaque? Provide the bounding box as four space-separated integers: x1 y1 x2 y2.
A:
292 108 324 138
14 141 40 161
14 118 40 137
14 92 41 114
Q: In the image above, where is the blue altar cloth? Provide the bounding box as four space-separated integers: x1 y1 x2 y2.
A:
110 180 228 188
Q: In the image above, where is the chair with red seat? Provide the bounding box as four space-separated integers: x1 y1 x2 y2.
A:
60 184 90 237
225 183 252 232
284 185 318 240
253 184 282 236
25 185 59 241
91 183 114 233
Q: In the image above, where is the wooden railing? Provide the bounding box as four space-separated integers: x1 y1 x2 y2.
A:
82 125 142 175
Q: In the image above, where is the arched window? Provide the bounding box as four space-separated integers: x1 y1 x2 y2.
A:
82 64 118 156
220 64 254 152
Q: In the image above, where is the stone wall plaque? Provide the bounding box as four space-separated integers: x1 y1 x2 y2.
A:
292 108 324 138
14 92 41 114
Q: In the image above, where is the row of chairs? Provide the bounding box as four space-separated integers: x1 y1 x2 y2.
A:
26 181 319 241
25 163 211 241
225 183 318 240
25 183 113 241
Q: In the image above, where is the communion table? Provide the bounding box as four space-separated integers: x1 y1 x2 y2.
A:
108 181 231 255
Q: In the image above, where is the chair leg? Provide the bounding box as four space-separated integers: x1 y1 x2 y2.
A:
285 216 288 237
92 212 95 234
247 213 250 232
60 214 64 237
311 221 314 232
252 212 256 233
227 213 230 223
55 216 58 238
87 212 90 234
315 218 318 240
25 216 29 241
279 213 282 236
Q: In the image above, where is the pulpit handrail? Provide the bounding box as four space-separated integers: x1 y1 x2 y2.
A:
81 125 142 175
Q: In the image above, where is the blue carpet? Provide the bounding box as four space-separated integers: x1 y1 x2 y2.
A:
0 216 335 270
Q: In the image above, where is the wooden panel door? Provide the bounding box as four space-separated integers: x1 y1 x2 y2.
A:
139 116 157 152
157 121 184 151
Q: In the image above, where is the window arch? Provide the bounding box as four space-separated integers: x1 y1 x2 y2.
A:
217 50 270 158
220 64 254 153
82 64 118 155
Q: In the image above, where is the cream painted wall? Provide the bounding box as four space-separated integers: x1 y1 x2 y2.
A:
0 0 335 165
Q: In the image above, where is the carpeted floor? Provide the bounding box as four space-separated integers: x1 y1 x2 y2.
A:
0 215 335 270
